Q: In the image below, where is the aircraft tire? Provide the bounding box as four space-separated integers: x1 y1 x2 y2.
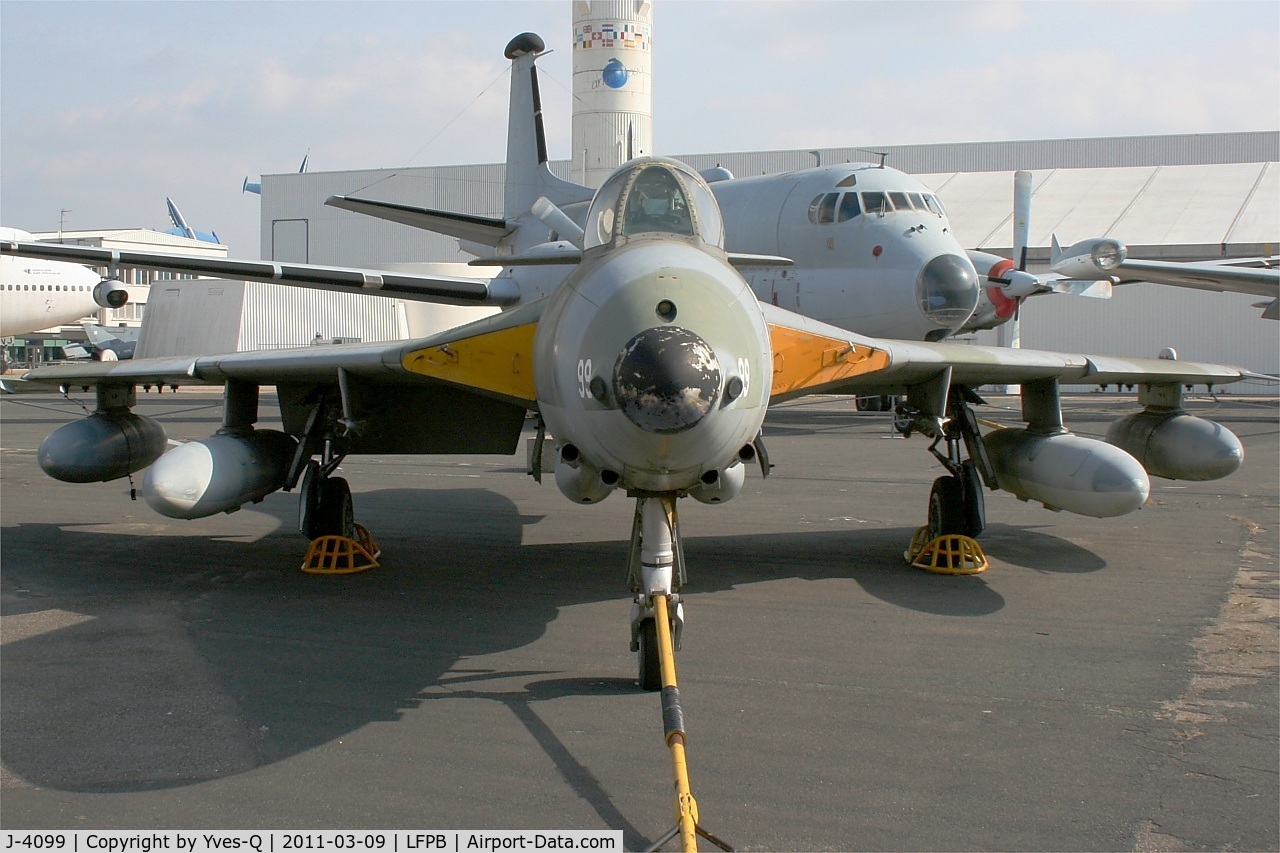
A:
315 476 356 540
298 461 323 539
927 475 966 540
637 618 662 691
855 395 877 412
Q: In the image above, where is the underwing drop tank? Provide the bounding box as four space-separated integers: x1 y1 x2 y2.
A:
142 429 297 519
1105 410 1243 481
984 428 1150 517
39 411 168 483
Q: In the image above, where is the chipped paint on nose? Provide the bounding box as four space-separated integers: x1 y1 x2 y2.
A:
613 327 721 434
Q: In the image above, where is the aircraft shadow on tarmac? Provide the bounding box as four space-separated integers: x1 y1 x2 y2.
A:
1 486 1107 797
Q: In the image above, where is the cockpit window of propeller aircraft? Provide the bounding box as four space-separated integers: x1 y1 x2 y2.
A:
816 190 948 221
585 158 726 251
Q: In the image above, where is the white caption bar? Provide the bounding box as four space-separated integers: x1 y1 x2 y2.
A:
2 832 623 853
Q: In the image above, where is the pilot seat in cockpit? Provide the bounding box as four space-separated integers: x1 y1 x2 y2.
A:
623 166 695 237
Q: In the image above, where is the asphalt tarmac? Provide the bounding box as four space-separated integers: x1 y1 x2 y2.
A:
1 389 1276 851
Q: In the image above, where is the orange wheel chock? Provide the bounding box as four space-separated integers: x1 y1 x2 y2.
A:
302 523 381 574
904 526 988 575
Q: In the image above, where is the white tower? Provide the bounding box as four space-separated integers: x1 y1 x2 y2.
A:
571 0 654 187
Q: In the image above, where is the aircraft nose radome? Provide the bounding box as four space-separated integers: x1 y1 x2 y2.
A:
613 327 721 434
918 254 980 328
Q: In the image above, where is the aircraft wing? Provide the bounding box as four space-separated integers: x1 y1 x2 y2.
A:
14 295 1243 406
762 304 1245 403
11 297 545 411
1047 236 1279 318
1114 257 1280 298
0 240 521 306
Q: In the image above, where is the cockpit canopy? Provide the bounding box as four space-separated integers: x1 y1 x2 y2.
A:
584 157 726 252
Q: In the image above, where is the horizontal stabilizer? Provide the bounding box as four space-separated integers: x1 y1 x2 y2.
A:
325 196 514 247
728 252 794 268
469 241 582 267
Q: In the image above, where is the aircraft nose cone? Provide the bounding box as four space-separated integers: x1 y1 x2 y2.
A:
613 327 721 434
917 254 980 330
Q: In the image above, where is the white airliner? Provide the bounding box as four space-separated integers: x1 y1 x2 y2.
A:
0 227 129 337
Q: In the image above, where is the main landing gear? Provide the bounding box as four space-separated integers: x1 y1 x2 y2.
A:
293 406 378 573
896 387 993 574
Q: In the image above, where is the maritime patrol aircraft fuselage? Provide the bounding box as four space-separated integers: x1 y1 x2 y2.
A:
711 165 980 342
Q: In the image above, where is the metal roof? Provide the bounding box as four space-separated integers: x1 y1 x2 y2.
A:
917 162 1278 255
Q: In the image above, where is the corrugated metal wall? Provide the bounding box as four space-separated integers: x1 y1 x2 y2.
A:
239 284 401 349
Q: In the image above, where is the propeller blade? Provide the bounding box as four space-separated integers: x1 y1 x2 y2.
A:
1013 170 1032 271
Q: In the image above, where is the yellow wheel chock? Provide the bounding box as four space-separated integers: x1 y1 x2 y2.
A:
301 523 381 574
904 526 988 575
646 594 732 853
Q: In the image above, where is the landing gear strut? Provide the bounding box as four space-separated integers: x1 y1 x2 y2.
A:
624 494 730 852
289 395 374 572
627 496 685 691
896 386 995 574
898 387 992 541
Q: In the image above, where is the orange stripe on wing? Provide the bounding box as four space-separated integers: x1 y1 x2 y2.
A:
768 323 890 400
402 322 538 406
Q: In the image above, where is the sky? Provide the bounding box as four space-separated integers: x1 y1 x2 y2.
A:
2 0 1277 256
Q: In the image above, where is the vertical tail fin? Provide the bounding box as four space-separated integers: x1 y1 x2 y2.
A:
502 33 590 222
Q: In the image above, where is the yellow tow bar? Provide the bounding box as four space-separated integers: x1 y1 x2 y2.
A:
647 594 732 853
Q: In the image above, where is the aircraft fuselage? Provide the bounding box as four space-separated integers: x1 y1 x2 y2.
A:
0 228 102 337
712 164 981 341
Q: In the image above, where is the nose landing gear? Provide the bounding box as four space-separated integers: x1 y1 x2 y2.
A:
624 496 732 851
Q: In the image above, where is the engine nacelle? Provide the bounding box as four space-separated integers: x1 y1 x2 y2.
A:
142 429 296 519
1049 238 1127 278
39 411 167 483
688 461 746 504
984 428 1150 518
93 278 129 310
553 445 618 504
1105 410 1243 481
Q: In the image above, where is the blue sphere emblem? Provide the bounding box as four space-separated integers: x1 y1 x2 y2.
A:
602 58 628 89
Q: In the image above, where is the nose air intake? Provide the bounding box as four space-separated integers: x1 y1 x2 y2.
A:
613 327 721 434
917 254 980 329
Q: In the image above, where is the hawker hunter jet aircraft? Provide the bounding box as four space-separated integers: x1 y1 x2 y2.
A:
0 151 1249 686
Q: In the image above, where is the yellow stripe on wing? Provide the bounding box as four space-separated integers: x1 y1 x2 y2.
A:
768 323 890 400
402 322 538 406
